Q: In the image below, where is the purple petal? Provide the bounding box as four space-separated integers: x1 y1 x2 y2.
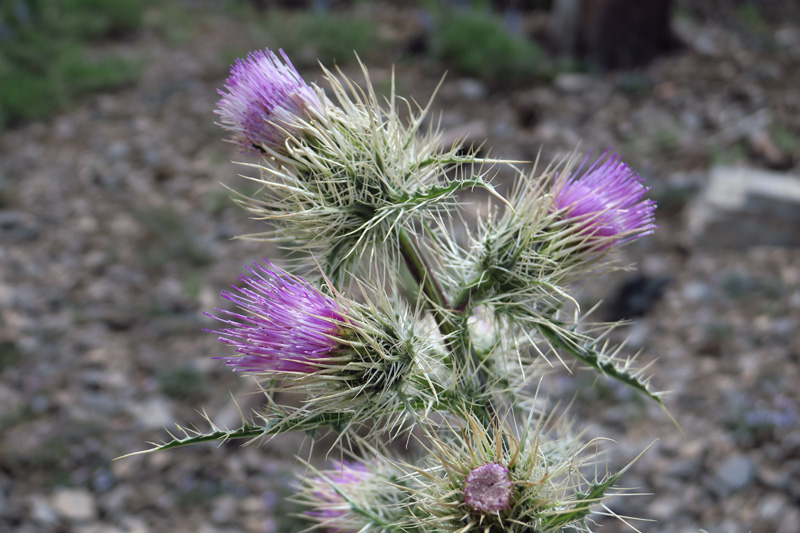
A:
207 261 348 374
553 152 656 247
215 49 321 153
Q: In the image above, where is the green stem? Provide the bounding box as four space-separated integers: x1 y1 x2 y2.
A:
395 227 500 426
453 273 494 314
396 226 455 338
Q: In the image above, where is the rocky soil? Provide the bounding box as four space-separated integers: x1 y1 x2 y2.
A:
1 3 799 532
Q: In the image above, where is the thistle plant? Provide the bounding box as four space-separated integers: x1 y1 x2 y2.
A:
127 48 665 532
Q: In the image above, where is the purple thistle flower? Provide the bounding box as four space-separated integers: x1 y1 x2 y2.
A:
209 261 349 374
552 153 656 246
464 462 513 514
216 49 322 154
307 461 372 531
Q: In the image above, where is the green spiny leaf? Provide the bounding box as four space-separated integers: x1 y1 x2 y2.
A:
537 322 665 407
116 411 351 459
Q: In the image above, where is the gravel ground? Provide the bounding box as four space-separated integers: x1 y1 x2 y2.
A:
1 4 799 532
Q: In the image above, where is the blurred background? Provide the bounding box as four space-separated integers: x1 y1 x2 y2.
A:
1 0 799 531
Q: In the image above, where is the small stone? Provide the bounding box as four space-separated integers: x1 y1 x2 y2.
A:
127 398 174 430
682 281 711 302
211 494 237 524
51 488 97 521
649 495 681 520
715 454 756 494
554 73 593 93
455 79 487 101
77 524 124 533
29 495 58 524
0 210 40 243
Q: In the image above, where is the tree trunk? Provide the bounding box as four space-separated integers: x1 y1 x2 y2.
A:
550 0 676 69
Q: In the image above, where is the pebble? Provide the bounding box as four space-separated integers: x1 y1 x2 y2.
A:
51 488 97 521
29 494 58 524
714 454 756 495
454 78 487 101
127 398 175 430
0 210 40 243
554 73 594 94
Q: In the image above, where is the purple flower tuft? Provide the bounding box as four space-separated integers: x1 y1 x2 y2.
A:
553 153 656 246
308 461 372 531
216 49 322 154
464 462 513 513
209 261 349 374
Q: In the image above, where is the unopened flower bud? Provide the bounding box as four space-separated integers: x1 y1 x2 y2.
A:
464 462 513 514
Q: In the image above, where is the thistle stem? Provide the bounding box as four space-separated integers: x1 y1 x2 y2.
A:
396 226 499 426
453 274 495 314
396 226 455 338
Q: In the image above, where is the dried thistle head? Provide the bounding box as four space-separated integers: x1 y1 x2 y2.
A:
398 409 632 533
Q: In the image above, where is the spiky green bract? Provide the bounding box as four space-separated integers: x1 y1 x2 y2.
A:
248 281 453 441
230 58 497 286
455 154 613 314
398 410 634 533
445 154 663 405
297 459 408 532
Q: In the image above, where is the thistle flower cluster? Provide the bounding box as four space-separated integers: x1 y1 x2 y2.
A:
132 47 664 532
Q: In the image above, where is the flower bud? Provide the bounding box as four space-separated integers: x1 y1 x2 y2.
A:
463 462 512 513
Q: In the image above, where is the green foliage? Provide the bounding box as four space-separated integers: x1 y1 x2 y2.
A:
0 341 22 374
771 124 799 156
709 142 747 166
734 2 770 35
431 10 546 85
158 366 208 401
655 127 679 151
256 11 381 66
59 0 152 39
0 0 150 128
134 205 213 272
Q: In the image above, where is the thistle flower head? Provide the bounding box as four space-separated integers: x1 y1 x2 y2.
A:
552 152 656 246
307 461 372 531
208 264 445 439
399 410 632 532
216 48 323 154
227 56 486 286
299 459 404 532
209 261 350 374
